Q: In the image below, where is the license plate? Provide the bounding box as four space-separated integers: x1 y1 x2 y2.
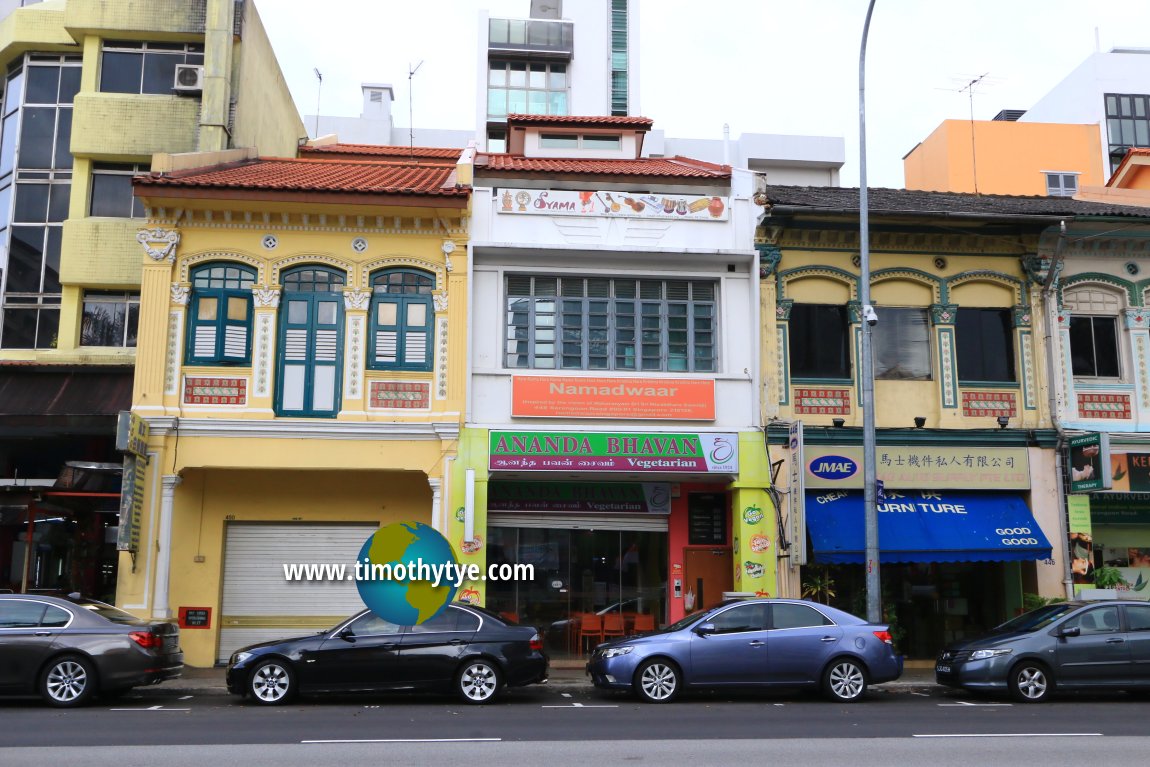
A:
936 664 951 674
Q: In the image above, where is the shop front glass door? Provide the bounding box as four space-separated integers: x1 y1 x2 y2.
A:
486 526 666 658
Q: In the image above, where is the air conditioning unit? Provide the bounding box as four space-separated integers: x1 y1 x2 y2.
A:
173 64 204 94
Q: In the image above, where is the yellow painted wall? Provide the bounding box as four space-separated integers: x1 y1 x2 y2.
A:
0 3 74 64
71 93 200 156
164 468 431 667
62 0 207 37
230 2 306 155
904 120 1104 195
60 218 144 284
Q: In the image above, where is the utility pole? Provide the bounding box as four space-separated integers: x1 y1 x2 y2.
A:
858 0 881 625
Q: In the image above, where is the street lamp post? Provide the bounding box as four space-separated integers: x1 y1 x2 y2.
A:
858 0 881 624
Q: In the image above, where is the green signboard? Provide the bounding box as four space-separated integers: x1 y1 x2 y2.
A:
489 431 739 473
1068 432 1111 493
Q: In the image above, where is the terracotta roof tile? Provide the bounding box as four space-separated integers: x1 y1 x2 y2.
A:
475 154 729 178
506 114 654 129
134 158 469 197
300 144 462 160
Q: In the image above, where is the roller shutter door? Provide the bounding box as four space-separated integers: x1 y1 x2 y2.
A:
218 523 374 663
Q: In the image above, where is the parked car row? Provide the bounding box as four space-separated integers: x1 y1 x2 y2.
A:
5 593 1150 707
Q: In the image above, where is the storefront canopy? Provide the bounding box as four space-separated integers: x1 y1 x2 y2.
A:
805 490 1052 564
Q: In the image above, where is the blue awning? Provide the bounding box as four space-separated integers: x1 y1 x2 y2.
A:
805 491 1053 564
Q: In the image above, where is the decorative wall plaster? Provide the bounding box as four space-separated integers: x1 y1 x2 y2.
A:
757 243 782 279
775 299 793 321
261 234 278 250
252 287 281 308
184 377 247 405
961 391 1017 418
343 290 371 311
352 237 369 254
793 388 851 415
930 303 958 325
359 258 444 291
1012 305 1032 328
170 283 190 306
1020 331 1037 411
344 315 365 401
1124 308 1150 330
436 316 449 400
1076 392 1131 420
164 310 182 396
1137 334 1150 410
178 251 265 284
442 240 456 272
369 381 430 409
270 254 351 283
937 327 957 408
776 325 789 407
253 314 274 397
137 228 181 262
433 292 449 312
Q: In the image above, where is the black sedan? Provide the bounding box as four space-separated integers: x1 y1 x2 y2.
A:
226 604 548 705
936 599 1150 702
0 593 182 707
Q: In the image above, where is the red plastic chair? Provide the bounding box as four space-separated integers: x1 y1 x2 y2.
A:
632 613 655 633
578 613 603 653
602 612 625 640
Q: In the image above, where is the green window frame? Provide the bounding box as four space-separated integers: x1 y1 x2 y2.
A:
369 268 435 371
186 263 255 365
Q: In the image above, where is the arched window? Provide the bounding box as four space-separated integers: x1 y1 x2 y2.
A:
186 263 256 364
1064 287 1122 379
369 268 434 371
276 266 346 417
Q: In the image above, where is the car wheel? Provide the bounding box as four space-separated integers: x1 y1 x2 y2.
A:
634 658 681 703
1009 661 1052 703
456 660 502 704
823 658 868 702
40 655 96 708
247 659 296 705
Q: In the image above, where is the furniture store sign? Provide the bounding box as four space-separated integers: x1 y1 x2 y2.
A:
497 188 730 221
804 446 1030 490
489 431 739 473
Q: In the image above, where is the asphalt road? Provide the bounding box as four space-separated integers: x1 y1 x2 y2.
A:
1 683 1148 755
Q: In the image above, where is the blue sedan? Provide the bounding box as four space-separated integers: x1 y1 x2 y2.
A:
587 599 902 703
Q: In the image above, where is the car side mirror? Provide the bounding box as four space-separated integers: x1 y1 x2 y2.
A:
338 628 356 642
695 622 716 636
1059 626 1081 638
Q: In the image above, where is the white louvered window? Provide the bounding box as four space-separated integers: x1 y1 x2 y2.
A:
186 264 255 364
369 269 435 371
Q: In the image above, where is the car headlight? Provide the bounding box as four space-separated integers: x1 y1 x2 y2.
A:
601 646 634 659
231 651 253 665
969 648 1013 660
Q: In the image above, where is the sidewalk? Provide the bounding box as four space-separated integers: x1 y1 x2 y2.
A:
163 662 939 695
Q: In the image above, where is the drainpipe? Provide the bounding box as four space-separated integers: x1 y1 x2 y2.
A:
1041 220 1074 599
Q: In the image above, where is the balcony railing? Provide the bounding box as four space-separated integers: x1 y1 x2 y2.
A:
488 17 573 57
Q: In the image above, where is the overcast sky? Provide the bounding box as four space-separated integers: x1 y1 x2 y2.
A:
255 0 1150 189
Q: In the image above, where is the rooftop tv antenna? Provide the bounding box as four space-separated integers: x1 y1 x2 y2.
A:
958 73 989 194
313 68 323 139
408 61 424 159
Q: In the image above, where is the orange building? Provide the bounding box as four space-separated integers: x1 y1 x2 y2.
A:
904 119 1104 197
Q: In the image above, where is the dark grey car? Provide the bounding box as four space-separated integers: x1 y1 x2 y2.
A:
0 594 182 707
936 600 1150 702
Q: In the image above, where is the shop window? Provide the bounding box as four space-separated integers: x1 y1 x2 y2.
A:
955 308 1015 382
874 307 931 380
186 263 255 364
369 268 434 371
80 291 138 347
1069 315 1120 378
99 41 204 95
788 303 850 379
89 163 147 218
505 275 716 372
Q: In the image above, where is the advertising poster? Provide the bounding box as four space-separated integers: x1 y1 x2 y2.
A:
1067 432 1111 493
1066 494 1094 585
731 489 775 598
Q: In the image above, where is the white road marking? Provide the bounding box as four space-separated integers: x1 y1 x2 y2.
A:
774 703 785 707
541 702 619 708
938 701 1013 707
178 695 193 700
913 733 1103 738
302 738 502 744
561 692 572 698
109 706 190 711
909 692 929 697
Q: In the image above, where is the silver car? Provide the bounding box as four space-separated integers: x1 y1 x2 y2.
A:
0 594 182 707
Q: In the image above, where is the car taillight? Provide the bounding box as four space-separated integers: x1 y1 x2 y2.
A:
873 630 893 645
130 631 162 649
529 633 543 651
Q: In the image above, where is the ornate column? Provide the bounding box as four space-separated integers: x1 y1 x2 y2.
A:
1014 305 1038 416
428 476 443 531
152 474 182 620
1055 309 1076 421
341 288 371 417
249 286 281 412
1125 308 1150 422
135 228 182 411
930 303 959 410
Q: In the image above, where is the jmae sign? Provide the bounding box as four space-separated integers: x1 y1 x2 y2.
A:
804 446 1030 490
489 431 739 473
